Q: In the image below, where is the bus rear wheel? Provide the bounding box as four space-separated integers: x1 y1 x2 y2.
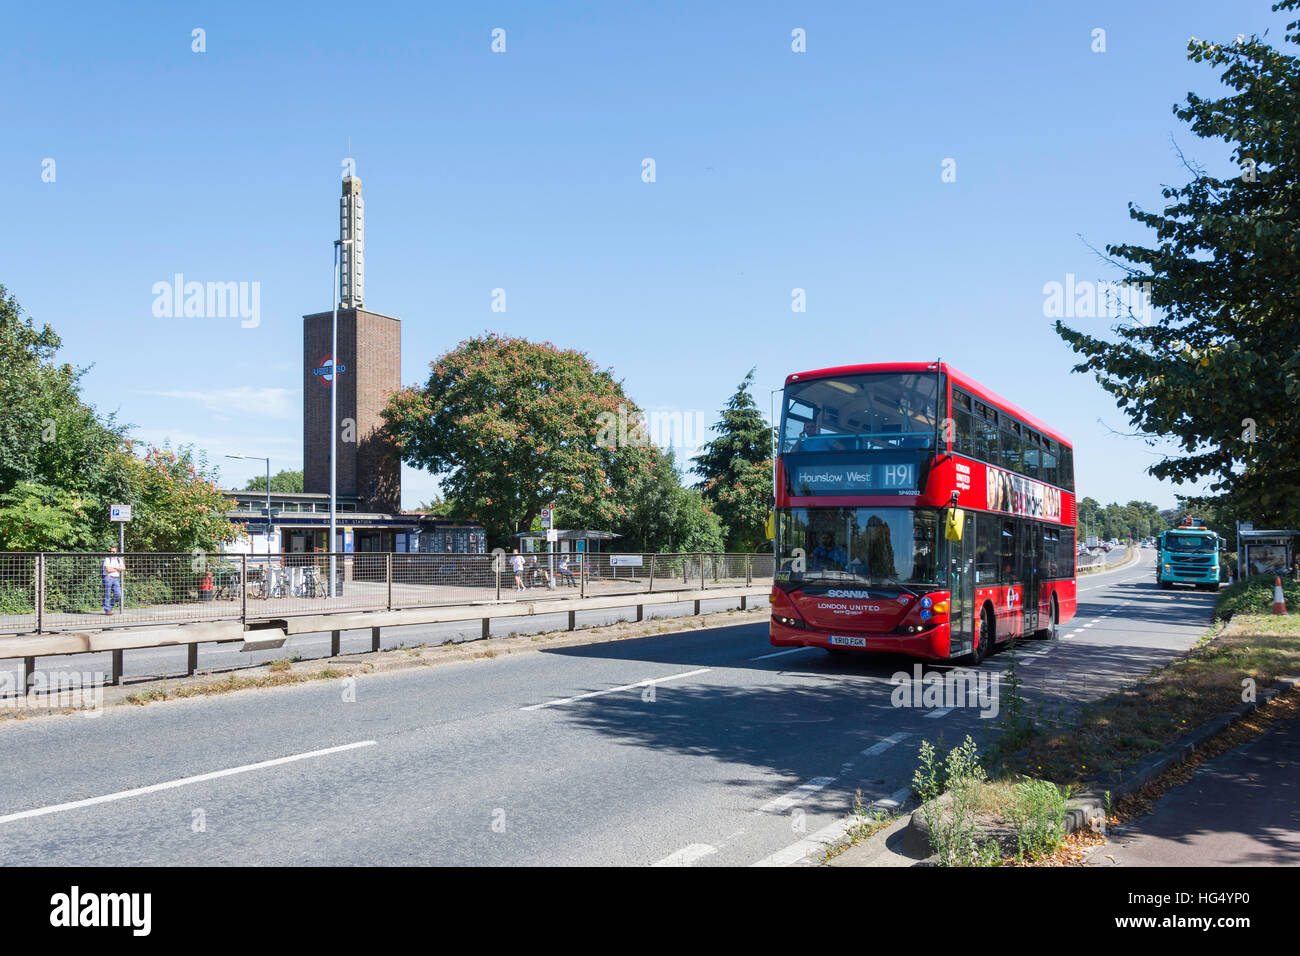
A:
963 605 994 666
1034 597 1059 640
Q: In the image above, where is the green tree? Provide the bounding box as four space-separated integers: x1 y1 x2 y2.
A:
382 334 660 546
0 285 125 498
1055 2 1300 527
706 457 772 552
106 443 239 553
0 482 96 552
0 287 240 553
1174 494 1246 550
693 369 773 550
243 470 303 493
1076 497 1169 542
608 447 724 553
413 495 458 517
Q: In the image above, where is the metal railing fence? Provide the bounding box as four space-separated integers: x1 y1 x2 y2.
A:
0 551 775 634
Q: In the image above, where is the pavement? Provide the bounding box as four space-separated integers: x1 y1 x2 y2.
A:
0 549 1224 866
1086 708 1300 867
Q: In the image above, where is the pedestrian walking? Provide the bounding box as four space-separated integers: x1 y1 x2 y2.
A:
102 546 125 615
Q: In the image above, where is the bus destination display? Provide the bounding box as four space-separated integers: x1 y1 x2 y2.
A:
789 462 918 495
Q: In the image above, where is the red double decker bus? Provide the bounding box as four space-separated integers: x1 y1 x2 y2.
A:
769 362 1077 664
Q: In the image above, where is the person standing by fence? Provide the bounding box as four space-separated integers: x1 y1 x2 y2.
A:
102 546 125 615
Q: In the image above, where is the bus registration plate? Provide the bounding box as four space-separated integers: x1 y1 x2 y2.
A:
828 635 867 648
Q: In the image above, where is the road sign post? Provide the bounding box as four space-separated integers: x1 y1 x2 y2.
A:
541 502 557 585
546 528 558 585
110 504 132 551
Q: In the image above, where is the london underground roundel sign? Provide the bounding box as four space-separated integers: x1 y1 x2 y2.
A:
314 355 347 386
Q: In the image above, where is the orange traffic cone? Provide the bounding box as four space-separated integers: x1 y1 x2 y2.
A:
1273 576 1287 615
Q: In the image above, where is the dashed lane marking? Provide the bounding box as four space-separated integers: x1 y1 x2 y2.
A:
521 668 712 711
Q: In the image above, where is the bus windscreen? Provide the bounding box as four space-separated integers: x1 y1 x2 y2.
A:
780 373 939 454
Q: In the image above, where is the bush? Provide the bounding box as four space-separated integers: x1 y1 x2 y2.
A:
0 583 35 615
126 577 176 608
1007 779 1070 861
916 736 1000 867
1215 573 1300 620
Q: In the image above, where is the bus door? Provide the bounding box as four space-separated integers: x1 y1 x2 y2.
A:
1000 519 1026 639
947 512 976 656
1021 522 1040 635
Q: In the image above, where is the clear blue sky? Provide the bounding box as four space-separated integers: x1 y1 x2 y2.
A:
4 0 1279 510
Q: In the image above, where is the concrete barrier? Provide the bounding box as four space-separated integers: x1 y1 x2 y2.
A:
0 585 769 686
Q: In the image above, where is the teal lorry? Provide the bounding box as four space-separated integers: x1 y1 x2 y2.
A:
1156 519 1223 591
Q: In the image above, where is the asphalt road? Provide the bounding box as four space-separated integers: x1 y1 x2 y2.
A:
0 549 1220 866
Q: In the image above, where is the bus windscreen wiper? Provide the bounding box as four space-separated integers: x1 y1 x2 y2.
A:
874 575 920 597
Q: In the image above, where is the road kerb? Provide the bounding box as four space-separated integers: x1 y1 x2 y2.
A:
901 673 1300 860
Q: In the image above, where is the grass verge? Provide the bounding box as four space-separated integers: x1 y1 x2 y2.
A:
124 665 356 704
1004 612 1300 786
912 582 1300 866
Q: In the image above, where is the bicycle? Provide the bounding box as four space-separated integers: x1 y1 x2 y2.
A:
250 567 287 600
295 566 327 599
212 568 241 601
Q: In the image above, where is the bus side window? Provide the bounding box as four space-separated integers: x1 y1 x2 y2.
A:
1000 521 1016 584
975 514 998 584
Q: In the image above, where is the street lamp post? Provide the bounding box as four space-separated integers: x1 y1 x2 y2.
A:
330 238 353 598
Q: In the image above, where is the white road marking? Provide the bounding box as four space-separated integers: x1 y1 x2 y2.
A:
751 816 856 867
749 647 818 661
760 776 836 814
653 843 717 867
871 786 913 812
753 784 917 867
861 732 910 757
0 740 377 826
924 708 953 719
521 668 712 710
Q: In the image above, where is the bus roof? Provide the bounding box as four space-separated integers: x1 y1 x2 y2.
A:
783 361 1073 448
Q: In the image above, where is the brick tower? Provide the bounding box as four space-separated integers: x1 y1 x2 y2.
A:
303 175 402 513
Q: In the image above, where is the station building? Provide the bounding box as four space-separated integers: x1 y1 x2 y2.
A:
222 175 485 555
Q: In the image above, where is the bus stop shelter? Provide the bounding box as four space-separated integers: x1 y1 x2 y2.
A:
514 530 621 554
1238 529 1299 577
